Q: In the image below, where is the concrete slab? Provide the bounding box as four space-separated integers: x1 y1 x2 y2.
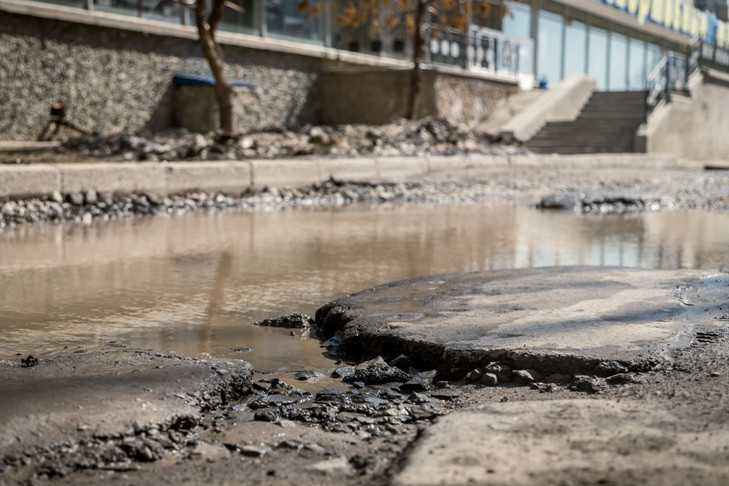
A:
250 159 322 189
425 155 509 173
165 161 252 194
59 162 168 195
0 164 60 198
316 267 729 374
0 349 252 458
375 156 429 179
393 399 729 486
0 141 61 152
319 157 378 180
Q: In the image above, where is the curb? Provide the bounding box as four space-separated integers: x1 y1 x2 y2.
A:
0 153 684 199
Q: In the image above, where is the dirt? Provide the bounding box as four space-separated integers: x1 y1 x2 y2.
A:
2 163 729 485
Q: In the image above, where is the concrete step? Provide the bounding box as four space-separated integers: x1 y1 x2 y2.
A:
530 127 639 136
590 91 646 99
539 121 642 130
577 107 645 114
529 146 634 154
528 141 636 150
526 90 647 154
532 129 641 138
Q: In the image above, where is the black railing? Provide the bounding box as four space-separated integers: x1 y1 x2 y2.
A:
428 27 529 80
643 35 729 119
645 38 701 119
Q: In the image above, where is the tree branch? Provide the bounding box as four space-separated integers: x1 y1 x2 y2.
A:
209 0 225 35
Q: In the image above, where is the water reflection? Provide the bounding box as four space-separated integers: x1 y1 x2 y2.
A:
1 204 728 369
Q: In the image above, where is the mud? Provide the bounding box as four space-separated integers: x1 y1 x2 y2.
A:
7 324 729 486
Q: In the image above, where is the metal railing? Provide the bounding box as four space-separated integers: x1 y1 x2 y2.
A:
642 34 729 119
645 37 703 119
428 27 531 81
645 52 689 115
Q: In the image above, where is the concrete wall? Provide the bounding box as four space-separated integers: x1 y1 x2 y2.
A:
640 70 729 160
320 69 518 127
0 9 320 140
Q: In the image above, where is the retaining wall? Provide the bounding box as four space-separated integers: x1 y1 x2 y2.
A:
639 70 729 161
320 69 518 127
0 9 320 140
1 2 521 141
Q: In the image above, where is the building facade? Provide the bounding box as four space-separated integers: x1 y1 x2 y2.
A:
31 0 729 91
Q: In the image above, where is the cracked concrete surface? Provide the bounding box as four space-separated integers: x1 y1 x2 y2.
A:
317 267 729 374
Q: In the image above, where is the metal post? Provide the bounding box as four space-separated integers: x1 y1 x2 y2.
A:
257 0 267 38
530 0 539 79
606 28 611 90
322 0 332 48
84 0 93 10
584 19 590 76
665 54 671 95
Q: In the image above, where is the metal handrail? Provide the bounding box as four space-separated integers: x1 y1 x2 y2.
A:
645 36 703 120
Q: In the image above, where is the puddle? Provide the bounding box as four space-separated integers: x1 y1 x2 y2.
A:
1 203 729 373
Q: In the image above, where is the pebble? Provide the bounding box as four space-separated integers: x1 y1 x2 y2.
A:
294 370 324 381
346 356 411 385
479 373 498 386
20 355 39 367
0 178 519 230
239 445 269 457
570 375 606 394
230 347 252 353
512 369 540 383
399 370 438 392
430 389 463 400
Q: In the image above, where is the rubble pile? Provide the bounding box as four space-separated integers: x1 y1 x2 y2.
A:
60 118 525 161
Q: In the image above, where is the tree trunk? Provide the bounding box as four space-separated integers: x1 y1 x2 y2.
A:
405 0 427 120
195 0 235 134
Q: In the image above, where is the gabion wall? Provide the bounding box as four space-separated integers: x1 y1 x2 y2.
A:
0 11 321 140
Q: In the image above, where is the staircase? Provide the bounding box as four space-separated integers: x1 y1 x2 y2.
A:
526 91 646 154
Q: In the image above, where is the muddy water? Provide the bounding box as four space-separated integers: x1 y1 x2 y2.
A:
2 204 728 373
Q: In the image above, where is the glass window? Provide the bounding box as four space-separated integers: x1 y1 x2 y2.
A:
502 2 533 76
44 0 84 8
220 0 256 35
628 38 646 90
93 0 182 23
266 0 322 42
647 43 664 74
587 26 608 90
609 32 628 90
536 10 564 88
564 20 586 77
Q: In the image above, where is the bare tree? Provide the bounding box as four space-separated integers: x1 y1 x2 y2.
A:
316 0 494 120
191 0 235 134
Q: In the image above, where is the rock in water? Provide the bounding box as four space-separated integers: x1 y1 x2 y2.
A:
21 355 39 367
253 313 314 329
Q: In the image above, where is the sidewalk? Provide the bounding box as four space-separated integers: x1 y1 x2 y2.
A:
0 153 682 199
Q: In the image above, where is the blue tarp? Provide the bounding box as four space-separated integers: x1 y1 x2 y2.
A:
173 73 256 89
